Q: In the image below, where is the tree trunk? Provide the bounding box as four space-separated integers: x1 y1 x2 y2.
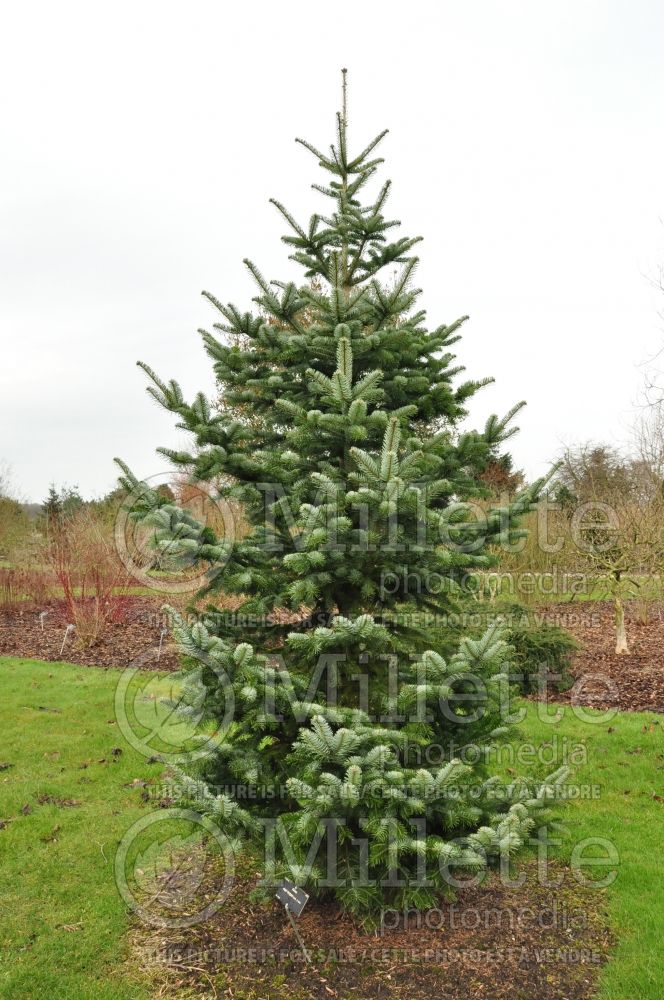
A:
615 595 629 655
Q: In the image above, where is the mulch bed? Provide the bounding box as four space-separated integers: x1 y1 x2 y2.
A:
3 596 664 714
132 852 613 1000
0 596 300 672
540 600 664 713
0 598 181 672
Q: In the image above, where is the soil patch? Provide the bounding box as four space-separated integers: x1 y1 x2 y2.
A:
541 600 664 713
0 598 180 671
132 852 613 1000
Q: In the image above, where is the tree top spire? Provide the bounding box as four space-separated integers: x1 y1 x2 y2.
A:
341 67 348 130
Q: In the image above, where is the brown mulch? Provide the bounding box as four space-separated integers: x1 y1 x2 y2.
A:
132 852 613 1000
3 596 664 715
0 598 181 671
540 600 664 713
0 596 303 672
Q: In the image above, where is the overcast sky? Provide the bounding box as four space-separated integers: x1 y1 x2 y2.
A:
2 1 664 502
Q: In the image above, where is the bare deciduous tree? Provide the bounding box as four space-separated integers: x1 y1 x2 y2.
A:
556 443 664 654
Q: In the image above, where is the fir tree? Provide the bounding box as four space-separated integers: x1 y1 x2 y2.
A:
42 485 62 529
117 73 563 922
43 484 83 522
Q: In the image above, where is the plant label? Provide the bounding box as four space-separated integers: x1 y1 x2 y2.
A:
276 878 309 917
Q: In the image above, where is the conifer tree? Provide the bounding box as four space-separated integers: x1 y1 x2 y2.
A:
42 485 62 532
117 73 563 922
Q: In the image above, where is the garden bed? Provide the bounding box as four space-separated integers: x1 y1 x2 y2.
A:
541 601 664 713
0 597 181 671
3 597 664 714
133 851 613 1000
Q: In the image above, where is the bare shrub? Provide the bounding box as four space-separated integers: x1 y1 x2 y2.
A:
45 508 133 646
0 566 54 609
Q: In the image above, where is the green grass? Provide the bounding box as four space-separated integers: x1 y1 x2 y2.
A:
1 657 663 998
503 702 664 999
0 657 175 1000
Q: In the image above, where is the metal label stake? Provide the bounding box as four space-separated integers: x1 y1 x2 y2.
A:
157 628 167 662
275 879 311 964
60 623 75 657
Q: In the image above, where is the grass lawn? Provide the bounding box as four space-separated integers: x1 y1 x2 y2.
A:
0 657 174 1000
511 702 664 1000
0 656 663 998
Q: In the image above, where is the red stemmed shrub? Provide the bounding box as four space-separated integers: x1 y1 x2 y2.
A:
45 509 133 646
